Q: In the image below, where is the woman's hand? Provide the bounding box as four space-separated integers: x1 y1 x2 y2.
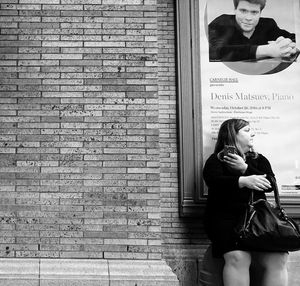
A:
238 174 272 191
224 153 248 174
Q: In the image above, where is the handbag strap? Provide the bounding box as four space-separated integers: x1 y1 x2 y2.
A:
249 176 281 208
268 176 281 208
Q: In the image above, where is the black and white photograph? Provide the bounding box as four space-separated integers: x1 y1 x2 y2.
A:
206 0 299 74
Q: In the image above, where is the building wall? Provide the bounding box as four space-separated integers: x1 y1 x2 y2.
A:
0 0 207 284
157 1 208 285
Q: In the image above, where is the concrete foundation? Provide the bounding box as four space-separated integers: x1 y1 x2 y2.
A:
0 259 179 286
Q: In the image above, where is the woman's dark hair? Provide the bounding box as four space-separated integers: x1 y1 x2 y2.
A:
214 118 256 159
233 0 266 10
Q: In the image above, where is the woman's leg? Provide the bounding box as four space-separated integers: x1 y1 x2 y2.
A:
223 250 251 286
253 252 289 286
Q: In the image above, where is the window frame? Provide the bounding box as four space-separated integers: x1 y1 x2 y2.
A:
176 0 204 217
176 0 300 217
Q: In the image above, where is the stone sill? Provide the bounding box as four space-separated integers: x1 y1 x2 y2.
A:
0 259 179 286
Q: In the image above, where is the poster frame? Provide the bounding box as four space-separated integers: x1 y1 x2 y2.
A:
176 0 300 217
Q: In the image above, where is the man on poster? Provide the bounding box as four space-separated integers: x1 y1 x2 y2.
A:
209 0 298 62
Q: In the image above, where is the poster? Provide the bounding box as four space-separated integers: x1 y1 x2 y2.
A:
200 0 300 195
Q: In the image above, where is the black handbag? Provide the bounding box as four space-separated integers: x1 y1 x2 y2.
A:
236 176 300 252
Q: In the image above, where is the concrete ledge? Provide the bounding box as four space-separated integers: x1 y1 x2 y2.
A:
0 259 179 286
0 259 39 286
40 259 109 286
108 260 179 286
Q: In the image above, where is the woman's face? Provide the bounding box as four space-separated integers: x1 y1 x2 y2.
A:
236 124 255 153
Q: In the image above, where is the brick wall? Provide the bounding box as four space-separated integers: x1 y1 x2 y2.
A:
0 0 207 276
157 1 207 284
0 0 165 260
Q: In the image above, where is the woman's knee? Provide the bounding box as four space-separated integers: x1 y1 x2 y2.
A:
224 250 251 268
255 252 289 270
